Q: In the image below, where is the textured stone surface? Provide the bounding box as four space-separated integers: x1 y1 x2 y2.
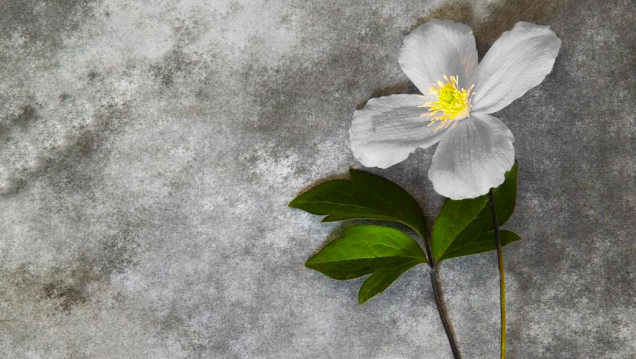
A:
0 0 634 358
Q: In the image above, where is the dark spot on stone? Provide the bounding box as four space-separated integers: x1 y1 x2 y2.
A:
75 130 100 156
356 82 409 109
87 70 101 82
0 0 97 48
228 1 244 13
36 259 102 312
2 177 27 196
1 102 129 197
159 307 187 332
59 92 71 102
93 225 140 276
0 104 39 142
151 48 197 87
42 282 87 312
36 103 129 194
14 105 37 126
5 104 38 128
160 72 174 86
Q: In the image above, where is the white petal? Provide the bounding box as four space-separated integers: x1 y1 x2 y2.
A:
428 113 514 199
398 20 478 94
350 94 448 169
471 22 561 114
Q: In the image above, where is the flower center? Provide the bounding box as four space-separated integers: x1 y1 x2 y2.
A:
419 75 474 131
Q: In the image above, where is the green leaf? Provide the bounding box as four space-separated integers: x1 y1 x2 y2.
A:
440 230 521 260
358 264 414 304
305 225 426 303
432 164 518 262
290 169 427 238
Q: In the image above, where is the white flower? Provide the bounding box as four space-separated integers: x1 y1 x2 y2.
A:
350 20 560 199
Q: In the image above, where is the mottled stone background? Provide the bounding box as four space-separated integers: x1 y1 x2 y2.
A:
0 0 634 358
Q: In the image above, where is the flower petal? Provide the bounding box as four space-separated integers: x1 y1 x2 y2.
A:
350 94 448 169
471 22 561 114
428 113 514 199
398 20 478 94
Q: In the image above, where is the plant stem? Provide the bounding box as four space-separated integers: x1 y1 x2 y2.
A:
429 264 462 359
417 210 460 357
488 189 506 359
419 230 461 358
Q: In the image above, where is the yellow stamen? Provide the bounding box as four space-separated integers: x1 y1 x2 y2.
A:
420 75 474 131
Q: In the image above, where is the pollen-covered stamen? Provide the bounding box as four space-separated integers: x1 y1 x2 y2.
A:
418 75 474 131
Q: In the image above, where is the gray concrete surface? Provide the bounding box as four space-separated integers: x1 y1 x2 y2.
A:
0 0 634 358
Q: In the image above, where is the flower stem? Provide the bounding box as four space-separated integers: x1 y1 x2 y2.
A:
488 189 506 359
429 263 462 359
418 228 462 359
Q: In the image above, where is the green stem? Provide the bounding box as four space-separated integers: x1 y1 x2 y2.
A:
488 189 506 359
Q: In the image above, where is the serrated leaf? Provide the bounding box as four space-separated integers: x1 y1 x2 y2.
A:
290 169 427 238
432 164 518 262
441 230 521 260
305 225 426 303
